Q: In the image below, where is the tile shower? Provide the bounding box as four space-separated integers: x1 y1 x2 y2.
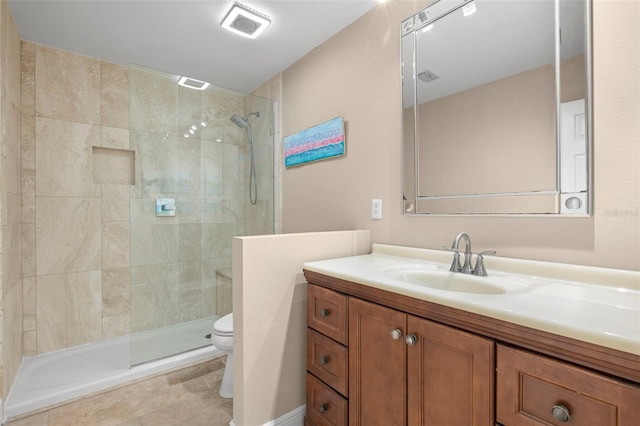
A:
7 40 275 419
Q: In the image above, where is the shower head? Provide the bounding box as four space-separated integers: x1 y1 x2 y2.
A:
230 113 248 129
230 111 260 130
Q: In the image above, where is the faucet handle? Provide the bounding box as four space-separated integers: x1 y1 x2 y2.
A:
449 251 462 272
473 251 496 276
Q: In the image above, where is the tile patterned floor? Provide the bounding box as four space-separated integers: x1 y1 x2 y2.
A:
6 356 232 426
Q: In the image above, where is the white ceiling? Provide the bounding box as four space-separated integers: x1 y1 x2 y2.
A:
8 0 380 93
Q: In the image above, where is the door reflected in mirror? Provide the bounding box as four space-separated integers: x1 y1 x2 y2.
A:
402 0 591 215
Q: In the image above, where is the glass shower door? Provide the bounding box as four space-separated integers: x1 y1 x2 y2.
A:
128 64 274 365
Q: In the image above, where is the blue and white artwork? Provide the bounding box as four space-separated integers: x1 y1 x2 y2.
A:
284 116 345 167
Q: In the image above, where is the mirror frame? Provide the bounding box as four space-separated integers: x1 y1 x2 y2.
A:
401 0 593 216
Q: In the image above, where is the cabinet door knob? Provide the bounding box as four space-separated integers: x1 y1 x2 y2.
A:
319 356 329 365
390 328 403 340
319 403 329 413
320 308 330 317
405 333 418 345
551 404 570 422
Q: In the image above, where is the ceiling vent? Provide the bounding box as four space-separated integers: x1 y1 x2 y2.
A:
177 76 210 91
418 69 441 83
221 3 271 39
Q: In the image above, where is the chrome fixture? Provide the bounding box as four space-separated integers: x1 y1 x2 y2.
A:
473 250 496 276
448 232 495 276
449 232 473 274
221 2 271 39
230 111 260 205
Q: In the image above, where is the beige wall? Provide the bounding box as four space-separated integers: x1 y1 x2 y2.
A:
1 0 23 396
282 0 640 271
232 230 370 425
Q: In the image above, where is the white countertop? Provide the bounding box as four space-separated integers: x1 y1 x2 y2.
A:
303 244 640 356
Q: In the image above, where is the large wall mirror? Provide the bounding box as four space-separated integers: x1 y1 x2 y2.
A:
402 0 592 215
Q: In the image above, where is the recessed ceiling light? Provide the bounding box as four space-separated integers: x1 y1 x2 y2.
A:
178 76 210 90
221 2 271 39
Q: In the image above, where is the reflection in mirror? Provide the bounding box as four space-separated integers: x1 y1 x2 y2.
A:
402 0 591 215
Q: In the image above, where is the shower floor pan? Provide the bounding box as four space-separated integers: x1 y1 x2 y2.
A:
5 317 220 421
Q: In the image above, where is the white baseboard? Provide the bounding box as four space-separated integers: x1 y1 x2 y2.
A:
229 405 306 426
270 405 306 426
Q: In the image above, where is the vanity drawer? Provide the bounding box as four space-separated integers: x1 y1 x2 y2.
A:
306 373 348 426
308 284 348 345
307 328 348 396
497 345 640 426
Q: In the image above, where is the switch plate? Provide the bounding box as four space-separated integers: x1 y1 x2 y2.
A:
371 199 382 219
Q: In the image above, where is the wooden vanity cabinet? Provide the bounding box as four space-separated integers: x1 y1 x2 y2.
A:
349 297 494 426
305 272 640 426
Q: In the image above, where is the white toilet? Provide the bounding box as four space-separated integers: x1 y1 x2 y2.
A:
211 313 234 399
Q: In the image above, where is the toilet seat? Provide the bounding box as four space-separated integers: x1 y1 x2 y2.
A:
213 313 233 336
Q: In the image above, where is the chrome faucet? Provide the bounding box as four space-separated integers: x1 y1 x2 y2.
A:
450 232 473 274
448 233 496 276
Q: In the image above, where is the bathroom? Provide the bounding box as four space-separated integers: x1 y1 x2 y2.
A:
0 0 638 425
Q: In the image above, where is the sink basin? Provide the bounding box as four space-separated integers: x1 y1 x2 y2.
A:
385 269 506 295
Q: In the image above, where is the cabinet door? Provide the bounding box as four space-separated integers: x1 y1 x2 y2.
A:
406 315 495 425
349 297 407 426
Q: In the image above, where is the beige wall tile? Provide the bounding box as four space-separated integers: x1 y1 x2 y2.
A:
23 277 36 316
35 45 101 123
102 314 130 340
2 92 21 193
102 184 130 222
36 197 102 275
21 168 35 223
102 267 130 316
3 218 22 295
21 114 35 169
21 65 35 116
3 8 21 107
130 263 179 332
23 330 37 357
36 274 68 353
36 117 101 197
101 61 128 83
4 284 24 394
101 221 130 269
130 199 179 267
102 79 130 129
21 40 36 74
129 67 178 135
101 126 130 150
67 270 102 346
36 271 104 351
21 223 35 277
130 131 181 196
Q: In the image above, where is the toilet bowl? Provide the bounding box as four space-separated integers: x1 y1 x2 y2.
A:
211 313 233 398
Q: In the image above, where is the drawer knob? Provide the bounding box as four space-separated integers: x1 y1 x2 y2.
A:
405 333 418 345
319 403 329 413
551 404 570 422
320 308 330 317
320 356 329 365
390 328 402 340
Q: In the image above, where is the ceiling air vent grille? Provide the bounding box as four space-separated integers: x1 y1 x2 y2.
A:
418 69 440 83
